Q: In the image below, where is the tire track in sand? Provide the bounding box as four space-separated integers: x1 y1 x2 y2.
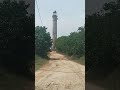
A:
35 51 85 90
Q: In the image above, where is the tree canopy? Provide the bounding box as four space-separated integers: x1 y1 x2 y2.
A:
86 0 120 71
0 0 34 78
35 26 52 58
55 26 85 58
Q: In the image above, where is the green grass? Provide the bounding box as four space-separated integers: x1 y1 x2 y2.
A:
68 55 85 65
56 51 85 65
35 55 49 71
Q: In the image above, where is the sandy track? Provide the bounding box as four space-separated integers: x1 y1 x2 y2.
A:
35 51 85 90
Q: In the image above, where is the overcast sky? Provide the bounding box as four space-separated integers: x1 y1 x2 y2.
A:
1 0 114 37
35 0 85 38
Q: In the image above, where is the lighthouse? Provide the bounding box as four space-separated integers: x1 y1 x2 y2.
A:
52 11 58 50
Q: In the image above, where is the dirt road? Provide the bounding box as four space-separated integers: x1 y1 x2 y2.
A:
35 51 85 90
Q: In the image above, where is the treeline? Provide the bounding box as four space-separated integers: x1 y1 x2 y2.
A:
35 26 52 58
86 0 120 72
0 0 34 78
55 27 85 58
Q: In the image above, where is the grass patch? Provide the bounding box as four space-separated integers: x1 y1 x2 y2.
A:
35 55 49 71
68 55 85 65
56 51 85 65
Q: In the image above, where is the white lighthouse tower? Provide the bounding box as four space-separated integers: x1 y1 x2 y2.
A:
52 11 58 50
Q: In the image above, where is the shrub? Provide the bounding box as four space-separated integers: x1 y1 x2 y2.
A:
55 27 85 58
35 26 52 58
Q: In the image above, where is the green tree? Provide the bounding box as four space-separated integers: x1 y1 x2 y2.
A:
35 26 52 58
0 0 34 77
55 27 85 58
86 0 120 71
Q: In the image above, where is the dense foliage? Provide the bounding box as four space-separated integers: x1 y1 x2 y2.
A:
55 27 85 58
0 0 34 78
35 26 52 58
86 0 120 71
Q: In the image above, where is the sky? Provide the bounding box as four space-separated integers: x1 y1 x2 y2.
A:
35 0 85 38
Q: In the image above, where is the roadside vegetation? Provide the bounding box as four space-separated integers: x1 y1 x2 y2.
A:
66 55 85 65
86 0 120 72
0 0 34 78
55 26 85 65
35 55 49 71
35 26 52 70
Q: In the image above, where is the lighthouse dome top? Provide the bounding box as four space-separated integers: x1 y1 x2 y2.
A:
53 11 57 16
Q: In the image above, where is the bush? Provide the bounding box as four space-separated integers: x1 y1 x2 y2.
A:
35 26 52 58
86 0 120 71
0 0 34 78
55 27 85 58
